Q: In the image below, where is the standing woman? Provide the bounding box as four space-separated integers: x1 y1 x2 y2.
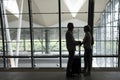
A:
82 25 93 75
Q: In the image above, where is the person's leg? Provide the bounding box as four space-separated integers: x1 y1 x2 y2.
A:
83 49 87 72
66 51 74 76
88 49 92 73
84 49 91 76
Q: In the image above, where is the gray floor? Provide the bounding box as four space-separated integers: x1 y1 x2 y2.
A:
0 71 120 80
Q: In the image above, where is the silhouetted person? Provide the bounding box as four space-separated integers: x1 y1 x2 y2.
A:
65 22 81 77
82 25 94 75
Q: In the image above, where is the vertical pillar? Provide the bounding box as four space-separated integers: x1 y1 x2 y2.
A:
23 29 26 51
88 0 95 68
41 29 44 54
118 1 120 67
45 29 50 54
15 0 24 67
58 0 62 68
0 0 6 68
88 0 94 35
28 0 34 68
3 2 15 67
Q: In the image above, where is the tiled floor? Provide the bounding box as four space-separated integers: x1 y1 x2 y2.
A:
0 71 120 80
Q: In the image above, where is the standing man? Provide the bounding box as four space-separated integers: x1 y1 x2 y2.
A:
65 22 81 77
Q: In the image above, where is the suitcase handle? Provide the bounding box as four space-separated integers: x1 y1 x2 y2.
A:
78 45 81 56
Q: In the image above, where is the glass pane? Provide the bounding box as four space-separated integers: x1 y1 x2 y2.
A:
92 57 118 67
93 0 119 68
94 0 119 58
34 58 59 68
2 0 31 68
0 58 3 68
18 58 31 67
32 0 59 68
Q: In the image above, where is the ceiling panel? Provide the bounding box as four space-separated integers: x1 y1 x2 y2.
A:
6 0 109 27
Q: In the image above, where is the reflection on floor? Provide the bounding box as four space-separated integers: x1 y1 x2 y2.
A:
0 70 120 80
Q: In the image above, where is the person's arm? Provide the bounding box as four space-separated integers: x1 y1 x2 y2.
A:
82 33 87 45
75 41 81 45
91 36 94 45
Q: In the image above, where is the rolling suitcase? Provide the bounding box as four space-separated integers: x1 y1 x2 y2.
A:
72 45 81 74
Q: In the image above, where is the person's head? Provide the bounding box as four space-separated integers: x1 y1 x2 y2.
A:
84 25 91 32
67 22 74 31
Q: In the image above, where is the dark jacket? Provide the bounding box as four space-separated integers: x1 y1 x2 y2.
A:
66 30 79 51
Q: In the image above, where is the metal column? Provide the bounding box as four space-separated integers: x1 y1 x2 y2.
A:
15 0 24 67
3 1 16 67
58 0 62 68
88 0 95 69
88 0 94 35
118 1 120 67
0 0 6 68
28 0 34 68
45 29 50 54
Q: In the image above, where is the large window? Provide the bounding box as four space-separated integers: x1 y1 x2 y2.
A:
0 0 119 68
95 0 119 67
